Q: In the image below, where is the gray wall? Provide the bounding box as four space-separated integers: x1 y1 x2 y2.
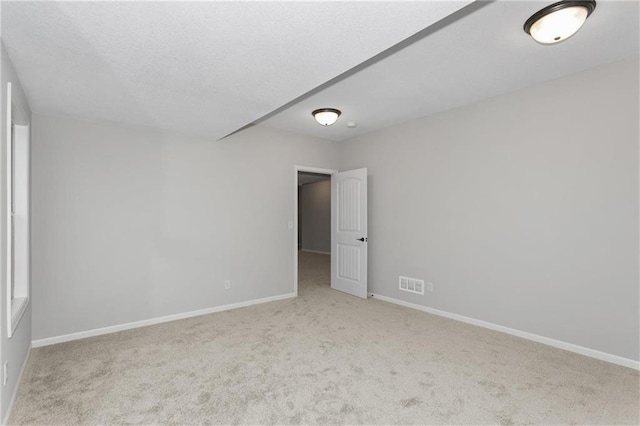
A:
1 44 32 421
31 114 338 340
27 56 640 364
339 57 639 361
300 180 331 253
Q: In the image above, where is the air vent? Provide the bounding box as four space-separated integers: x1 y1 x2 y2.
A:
399 276 425 295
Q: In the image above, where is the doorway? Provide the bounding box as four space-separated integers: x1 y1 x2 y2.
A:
295 167 335 296
293 166 369 298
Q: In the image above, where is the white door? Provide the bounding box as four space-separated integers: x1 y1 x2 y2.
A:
331 168 368 298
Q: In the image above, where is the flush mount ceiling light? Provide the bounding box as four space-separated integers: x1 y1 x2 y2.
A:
312 108 341 126
524 0 596 44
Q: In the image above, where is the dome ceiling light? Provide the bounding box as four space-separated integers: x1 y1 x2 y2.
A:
312 108 341 126
524 1 596 44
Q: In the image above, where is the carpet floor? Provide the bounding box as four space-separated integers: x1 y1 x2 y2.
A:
9 252 640 425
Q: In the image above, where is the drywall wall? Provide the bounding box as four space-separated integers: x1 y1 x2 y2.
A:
30 114 338 340
300 180 331 253
339 57 640 361
0 43 32 422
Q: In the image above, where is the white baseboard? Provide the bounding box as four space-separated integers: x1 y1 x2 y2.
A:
371 293 639 371
2 344 31 426
300 249 330 255
32 293 296 348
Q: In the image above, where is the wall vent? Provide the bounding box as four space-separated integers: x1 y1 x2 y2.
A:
399 276 425 295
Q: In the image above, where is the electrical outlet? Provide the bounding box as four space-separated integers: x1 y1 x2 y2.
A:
427 282 434 292
224 280 231 290
3 362 8 386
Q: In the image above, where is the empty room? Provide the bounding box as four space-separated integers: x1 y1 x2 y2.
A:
0 0 638 424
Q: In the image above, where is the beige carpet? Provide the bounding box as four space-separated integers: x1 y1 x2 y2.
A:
9 252 640 425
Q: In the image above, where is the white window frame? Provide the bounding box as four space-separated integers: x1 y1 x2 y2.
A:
6 82 30 338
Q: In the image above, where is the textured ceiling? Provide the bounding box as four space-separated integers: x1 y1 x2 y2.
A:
0 1 471 140
263 0 640 141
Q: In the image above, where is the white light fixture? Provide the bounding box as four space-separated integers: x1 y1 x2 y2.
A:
312 108 341 126
524 1 596 44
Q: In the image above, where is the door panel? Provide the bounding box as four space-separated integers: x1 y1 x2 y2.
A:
336 243 361 282
331 168 367 298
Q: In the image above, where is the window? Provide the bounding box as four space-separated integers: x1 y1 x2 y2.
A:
5 82 30 338
10 119 15 302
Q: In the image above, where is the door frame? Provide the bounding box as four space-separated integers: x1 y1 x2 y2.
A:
294 165 338 296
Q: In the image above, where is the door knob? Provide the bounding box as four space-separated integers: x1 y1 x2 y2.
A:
356 237 368 242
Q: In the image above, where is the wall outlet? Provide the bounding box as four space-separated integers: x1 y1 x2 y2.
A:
3 362 8 386
427 282 434 292
224 280 231 290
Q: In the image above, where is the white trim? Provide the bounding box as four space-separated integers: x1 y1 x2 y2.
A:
294 165 337 297
32 293 296 348
371 293 640 371
2 344 31 426
6 83 31 339
300 249 330 255
10 297 28 334
6 81 12 338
